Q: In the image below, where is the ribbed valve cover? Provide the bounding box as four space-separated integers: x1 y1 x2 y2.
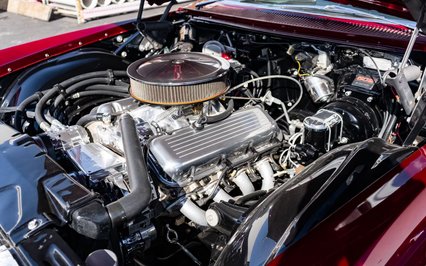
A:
127 52 230 105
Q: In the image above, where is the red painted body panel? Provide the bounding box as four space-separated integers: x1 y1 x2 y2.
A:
0 21 134 78
358 147 426 266
268 146 426 266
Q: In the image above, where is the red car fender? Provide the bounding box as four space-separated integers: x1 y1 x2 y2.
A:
268 145 426 266
0 21 134 78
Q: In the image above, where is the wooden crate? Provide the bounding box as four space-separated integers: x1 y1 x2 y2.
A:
0 0 8 11
7 0 52 21
46 0 190 24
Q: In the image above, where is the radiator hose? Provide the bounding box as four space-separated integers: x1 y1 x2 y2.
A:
106 113 152 226
70 114 152 239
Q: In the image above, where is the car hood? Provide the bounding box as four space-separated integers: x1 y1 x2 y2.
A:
333 0 426 29
333 1 426 29
151 0 423 25
402 0 426 30
327 0 413 20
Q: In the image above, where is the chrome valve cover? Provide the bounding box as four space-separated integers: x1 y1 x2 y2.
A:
149 107 282 186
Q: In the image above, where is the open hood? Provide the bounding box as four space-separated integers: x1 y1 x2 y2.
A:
403 0 426 31
327 0 412 20
148 0 424 26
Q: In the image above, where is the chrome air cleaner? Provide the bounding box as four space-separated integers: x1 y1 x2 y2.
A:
127 52 230 105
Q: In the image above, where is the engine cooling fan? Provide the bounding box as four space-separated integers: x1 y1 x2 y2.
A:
127 52 230 105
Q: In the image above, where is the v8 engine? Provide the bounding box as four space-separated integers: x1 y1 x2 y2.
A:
1 14 425 265
56 52 284 231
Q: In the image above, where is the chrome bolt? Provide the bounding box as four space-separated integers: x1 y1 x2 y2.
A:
344 91 352 96
367 97 373 103
340 137 349 144
28 219 39 230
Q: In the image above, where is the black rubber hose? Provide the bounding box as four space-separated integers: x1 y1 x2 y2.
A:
66 97 117 125
60 70 127 88
76 114 100 127
52 90 125 123
54 95 95 122
70 90 128 99
14 92 43 130
85 85 129 93
106 114 151 226
115 80 131 87
53 83 128 114
234 190 267 205
53 78 111 107
35 86 60 131
35 70 127 131
55 95 112 122
66 77 111 92
206 99 234 124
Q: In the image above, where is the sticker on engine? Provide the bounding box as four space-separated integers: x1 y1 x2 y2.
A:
351 74 376 90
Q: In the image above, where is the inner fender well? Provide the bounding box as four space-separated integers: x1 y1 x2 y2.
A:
1 49 129 108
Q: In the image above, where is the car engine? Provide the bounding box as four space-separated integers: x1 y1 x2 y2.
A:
1 13 425 265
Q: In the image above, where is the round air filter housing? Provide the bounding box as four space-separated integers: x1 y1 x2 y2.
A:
127 52 230 105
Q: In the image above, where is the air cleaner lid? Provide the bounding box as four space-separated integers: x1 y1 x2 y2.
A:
127 52 230 85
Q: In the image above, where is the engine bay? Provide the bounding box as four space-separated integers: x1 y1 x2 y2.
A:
1 10 425 265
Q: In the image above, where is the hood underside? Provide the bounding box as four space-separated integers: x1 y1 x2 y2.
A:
403 0 426 31
150 0 421 23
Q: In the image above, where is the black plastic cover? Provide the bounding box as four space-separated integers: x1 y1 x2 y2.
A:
0 122 102 264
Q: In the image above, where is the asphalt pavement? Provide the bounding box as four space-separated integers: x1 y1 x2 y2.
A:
0 2 188 50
